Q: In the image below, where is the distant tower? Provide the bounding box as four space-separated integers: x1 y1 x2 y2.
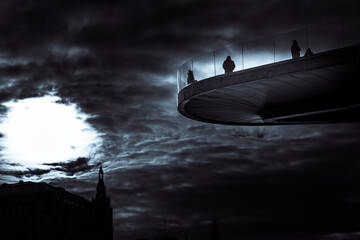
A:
93 165 113 240
210 216 220 240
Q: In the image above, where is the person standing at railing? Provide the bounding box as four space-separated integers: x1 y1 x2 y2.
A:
223 56 235 73
187 70 196 85
304 48 314 56
291 40 301 59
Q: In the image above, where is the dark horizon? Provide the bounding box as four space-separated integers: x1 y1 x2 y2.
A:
1 1 360 240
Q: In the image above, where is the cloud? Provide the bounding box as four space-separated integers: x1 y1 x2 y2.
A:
105 124 360 239
44 157 99 176
1 0 360 239
0 168 51 178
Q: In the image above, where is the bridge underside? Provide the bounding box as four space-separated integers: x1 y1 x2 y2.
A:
178 45 360 125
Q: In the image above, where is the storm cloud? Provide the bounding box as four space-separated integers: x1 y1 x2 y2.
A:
1 0 360 239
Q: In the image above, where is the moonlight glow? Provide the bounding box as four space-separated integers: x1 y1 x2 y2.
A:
0 95 101 167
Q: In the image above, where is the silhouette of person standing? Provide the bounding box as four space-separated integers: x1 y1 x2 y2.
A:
291 40 301 59
223 56 235 74
304 48 314 56
187 70 196 85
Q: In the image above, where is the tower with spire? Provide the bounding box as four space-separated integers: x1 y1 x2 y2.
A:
93 165 113 240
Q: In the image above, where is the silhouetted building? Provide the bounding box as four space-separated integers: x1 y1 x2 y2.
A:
0 167 113 240
93 166 114 240
211 217 220 240
154 238 178 240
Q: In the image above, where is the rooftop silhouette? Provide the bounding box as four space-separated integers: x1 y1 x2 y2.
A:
0 167 113 240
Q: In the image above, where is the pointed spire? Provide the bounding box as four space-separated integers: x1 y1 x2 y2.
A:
96 165 107 200
99 165 104 180
93 165 113 239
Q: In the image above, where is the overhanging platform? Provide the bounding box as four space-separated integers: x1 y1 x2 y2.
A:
178 44 360 125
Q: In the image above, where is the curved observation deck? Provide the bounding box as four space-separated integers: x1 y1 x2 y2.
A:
177 17 360 125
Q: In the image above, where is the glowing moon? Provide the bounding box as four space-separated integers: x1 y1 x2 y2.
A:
0 95 101 168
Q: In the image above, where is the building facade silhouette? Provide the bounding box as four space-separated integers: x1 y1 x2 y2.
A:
211 217 220 240
0 166 113 240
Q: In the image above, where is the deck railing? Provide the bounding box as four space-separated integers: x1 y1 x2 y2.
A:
177 16 360 93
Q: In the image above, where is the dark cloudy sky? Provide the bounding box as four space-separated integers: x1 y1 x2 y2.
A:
1 0 360 239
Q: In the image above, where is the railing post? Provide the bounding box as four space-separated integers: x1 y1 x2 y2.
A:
213 51 216 76
341 17 345 47
306 27 309 50
242 43 244 70
273 35 276 63
177 69 179 93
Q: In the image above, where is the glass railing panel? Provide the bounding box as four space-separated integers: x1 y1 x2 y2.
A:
178 60 192 91
343 16 360 47
308 21 343 54
177 69 180 94
178 16 360 94
192 52 215 82
243 36 275 69
274 28 307 62
214 45 243 76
